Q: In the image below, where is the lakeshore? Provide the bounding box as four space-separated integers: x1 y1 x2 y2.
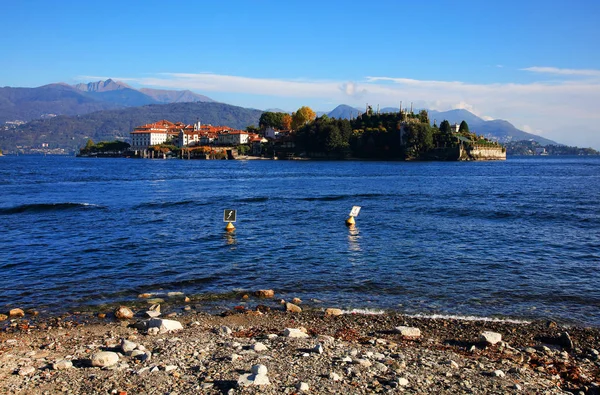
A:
1 297 599 394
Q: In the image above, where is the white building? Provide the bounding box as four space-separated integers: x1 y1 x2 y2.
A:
217 131 249 146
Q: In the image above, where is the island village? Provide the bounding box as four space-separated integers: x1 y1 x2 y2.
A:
80 106 507 161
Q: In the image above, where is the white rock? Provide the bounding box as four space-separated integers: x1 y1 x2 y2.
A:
342 356 353 363
230 353 241 361
492 369 505 377
148 318 183 333
217 325 233 336
91 351 119 367
252 342 268 352
329 372 341 381
252 364 268 375
398 377 409 386
251 373 271 385
394 326 421 338
121 339 137 353
296 381 310 392
267 334 278 339
480 331 502 345
52 359 73 370
167 292 184 297
284 328 309 338
18 366 35 376
164 365 177 372
145 310 161 318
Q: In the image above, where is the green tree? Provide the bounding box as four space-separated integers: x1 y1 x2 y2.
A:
439 120 451 134
418 109 430 124
85 139 95 149
459 120 469 133
259 112 286 130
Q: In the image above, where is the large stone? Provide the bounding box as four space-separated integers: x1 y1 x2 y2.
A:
145 310 161 318
53 359 73 370
284 328 309 338
216 325 233 336
292 297 302 304
480 331 502 345
148 318 183 333
251 364 268 375
0 314 7 321
18 366 35 376
252 342 268 352
238 366 270 387
114 306 134 320
91 351 119 367
9 308 24 318
296 382 310 392
394 326 421 338
255 289 275 298
121 339 137 353
286 302 302 313
325 308 343 316
559 332 574 350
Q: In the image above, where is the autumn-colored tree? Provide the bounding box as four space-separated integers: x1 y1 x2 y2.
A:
291 106 316 130
281 114 292 130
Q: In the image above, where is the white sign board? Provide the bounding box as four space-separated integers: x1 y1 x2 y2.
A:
349 206 361 217
223 209 237 222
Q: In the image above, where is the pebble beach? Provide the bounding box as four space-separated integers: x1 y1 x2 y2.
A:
2 292 600 394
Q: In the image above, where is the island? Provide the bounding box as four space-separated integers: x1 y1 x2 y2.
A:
79 107 506 161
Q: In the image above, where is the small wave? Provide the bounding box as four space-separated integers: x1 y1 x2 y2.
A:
342 308 386 315
238 197 270 202
299 193 385 202
0 202 104 215
133 200 208 210
408 313 530 324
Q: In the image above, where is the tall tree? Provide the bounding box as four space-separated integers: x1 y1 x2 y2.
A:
459 120 470 133
259 112 285 130
291 106 316 130
439 120 451 134
281 114 292 130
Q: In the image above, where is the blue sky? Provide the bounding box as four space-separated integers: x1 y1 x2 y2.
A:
2 0 600 148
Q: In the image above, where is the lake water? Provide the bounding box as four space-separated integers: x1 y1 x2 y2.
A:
1 156 599 326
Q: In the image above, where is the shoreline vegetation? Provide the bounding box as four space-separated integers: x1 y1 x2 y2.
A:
1 292 599 394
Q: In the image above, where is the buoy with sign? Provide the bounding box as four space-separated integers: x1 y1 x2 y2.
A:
224 209 237 232
346 206 361 226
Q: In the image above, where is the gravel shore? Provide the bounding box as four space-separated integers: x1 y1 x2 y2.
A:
1 296 599 394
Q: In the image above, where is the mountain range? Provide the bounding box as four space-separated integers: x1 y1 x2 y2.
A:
325 105 557 145
0 79 559 153
0 79 214 123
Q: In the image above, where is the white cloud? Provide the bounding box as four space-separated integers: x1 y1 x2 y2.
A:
521 66 600 77
78 70 600 149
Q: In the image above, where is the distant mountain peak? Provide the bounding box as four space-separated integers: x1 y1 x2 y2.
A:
74 79 132 92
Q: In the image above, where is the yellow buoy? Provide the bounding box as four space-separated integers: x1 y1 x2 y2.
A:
225 222 235 232
345 216 355 226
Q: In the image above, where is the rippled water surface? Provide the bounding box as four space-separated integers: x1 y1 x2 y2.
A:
1 156 599 325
